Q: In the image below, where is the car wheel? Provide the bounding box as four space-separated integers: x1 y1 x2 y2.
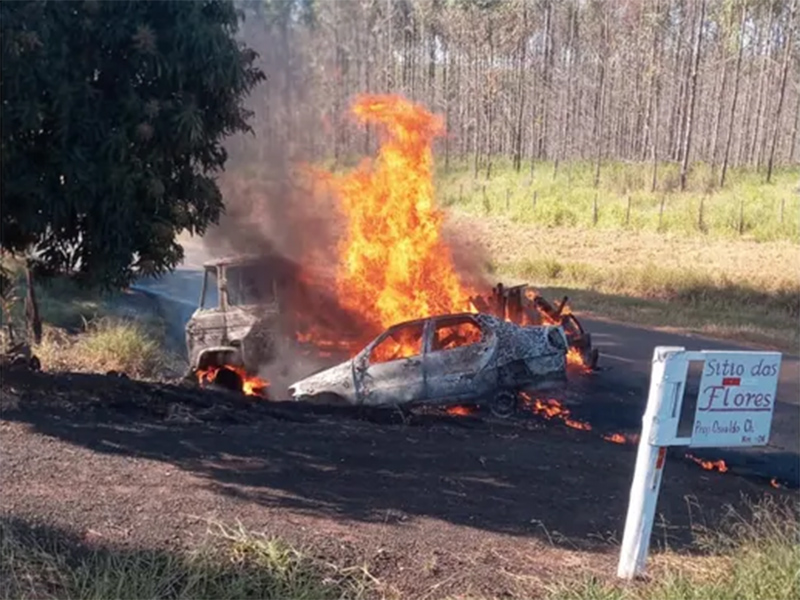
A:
490 390 518 418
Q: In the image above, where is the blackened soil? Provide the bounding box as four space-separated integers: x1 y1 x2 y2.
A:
1 368 793 598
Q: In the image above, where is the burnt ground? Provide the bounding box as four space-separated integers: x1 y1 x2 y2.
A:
2 368 795 598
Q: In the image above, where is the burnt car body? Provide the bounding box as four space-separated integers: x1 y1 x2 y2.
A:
184 255 280 390
288 312 569 416
471 283 600 370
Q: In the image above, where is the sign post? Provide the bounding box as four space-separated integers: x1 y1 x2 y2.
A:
617 346 782 580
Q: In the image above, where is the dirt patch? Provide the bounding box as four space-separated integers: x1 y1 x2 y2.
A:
1 368 793 598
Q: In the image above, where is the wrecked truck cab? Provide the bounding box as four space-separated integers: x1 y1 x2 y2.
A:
185 255 280 391
288 313 568 417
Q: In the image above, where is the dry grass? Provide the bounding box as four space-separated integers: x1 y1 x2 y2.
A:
547 496 800 600
34 317 173 379
447 212 800 351
0 258 182 378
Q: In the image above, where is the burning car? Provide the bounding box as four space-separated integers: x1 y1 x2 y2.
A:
288 312 569 417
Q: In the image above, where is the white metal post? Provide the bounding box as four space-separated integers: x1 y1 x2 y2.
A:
617 346 684 579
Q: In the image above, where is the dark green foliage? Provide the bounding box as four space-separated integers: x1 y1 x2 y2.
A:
1 0 265 288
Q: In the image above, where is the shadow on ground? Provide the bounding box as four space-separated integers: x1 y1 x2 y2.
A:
0 514 355 600
2 368 791 555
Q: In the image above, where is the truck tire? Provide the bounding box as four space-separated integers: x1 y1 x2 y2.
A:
211 367 243 394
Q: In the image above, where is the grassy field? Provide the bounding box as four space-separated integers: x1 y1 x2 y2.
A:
436 160 799 351
1 497 796 600
448 211 799 351
436 161 799 243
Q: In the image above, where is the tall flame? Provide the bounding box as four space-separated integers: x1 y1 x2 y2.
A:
327 94 474 331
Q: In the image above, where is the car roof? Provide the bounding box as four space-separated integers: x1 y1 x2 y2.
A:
387 312 496 330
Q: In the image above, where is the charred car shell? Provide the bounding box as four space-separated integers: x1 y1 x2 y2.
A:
288 313 568 416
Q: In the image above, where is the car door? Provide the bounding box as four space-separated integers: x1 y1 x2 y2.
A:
424 315 496 401
355 320 428 406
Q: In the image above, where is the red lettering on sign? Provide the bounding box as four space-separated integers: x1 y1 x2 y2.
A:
722 377 741 386
655 447 667 469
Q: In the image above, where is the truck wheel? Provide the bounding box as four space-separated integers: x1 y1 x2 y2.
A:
212 367 243 394
490 390 518 418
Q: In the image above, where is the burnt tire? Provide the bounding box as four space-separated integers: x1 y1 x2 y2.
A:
211 367 243 393
489 390 518 419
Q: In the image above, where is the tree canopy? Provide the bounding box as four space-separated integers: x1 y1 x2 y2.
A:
1 0 265 288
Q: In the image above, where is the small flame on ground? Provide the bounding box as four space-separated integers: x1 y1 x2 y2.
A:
602 433 640 445
521 393 592 431
197 365 270 397
685 453 729 473
770 478 781 489
446 405 477 417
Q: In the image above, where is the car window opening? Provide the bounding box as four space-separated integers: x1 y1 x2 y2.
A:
432 318 483 351
370 323 424 364
227 265 275 306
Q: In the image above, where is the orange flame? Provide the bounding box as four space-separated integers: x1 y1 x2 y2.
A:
197 365 270 397
685 453 729 473
602 433 640 445
447 405 477 417
326 94 474 332
521 394 592 431
567 347 590 372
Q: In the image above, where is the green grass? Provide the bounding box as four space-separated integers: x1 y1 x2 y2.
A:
2 498 795 600
0 519 373 600
436 160 799 242
547 497 799 600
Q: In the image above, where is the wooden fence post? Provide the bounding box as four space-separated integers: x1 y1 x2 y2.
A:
505 188 510 211
625 195 632 226
593 194 599 226
738 198 744 235
698 195 705 232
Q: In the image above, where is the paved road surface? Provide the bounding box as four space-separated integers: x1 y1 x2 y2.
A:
135 256 799 488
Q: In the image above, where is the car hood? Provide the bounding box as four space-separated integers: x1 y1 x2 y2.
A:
289 360 357 402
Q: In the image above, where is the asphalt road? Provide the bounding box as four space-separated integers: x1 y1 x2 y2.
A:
135 261 799 488
578 318 799 487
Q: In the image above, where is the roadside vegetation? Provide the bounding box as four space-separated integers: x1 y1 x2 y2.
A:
0 519 372 600
1 496 795 600
0 258 181 379
550 496 799 600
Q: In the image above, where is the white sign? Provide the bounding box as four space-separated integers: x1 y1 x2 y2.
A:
691 352 781 448
617 347 783 581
